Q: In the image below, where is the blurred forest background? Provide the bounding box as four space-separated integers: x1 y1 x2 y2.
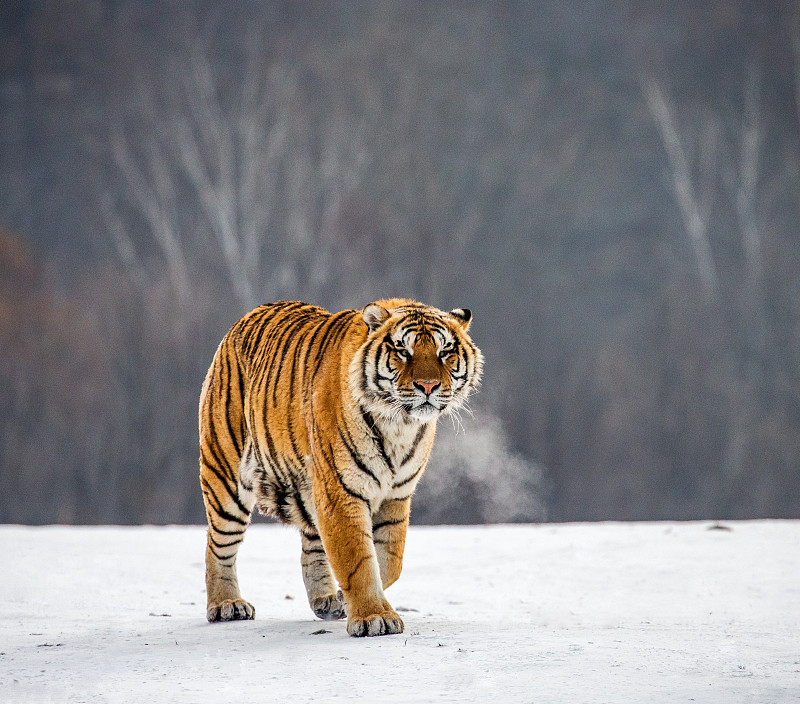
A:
2 0 799 525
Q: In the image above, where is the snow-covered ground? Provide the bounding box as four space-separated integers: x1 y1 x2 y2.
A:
2 521 798 703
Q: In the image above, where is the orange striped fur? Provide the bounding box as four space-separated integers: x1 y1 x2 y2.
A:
199 299 483 636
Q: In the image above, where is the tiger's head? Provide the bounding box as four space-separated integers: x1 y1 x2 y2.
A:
351 299 484 423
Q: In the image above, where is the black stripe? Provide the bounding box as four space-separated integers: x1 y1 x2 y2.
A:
209 545 234 562
302 315 332 383
236 344 247 412
235 308 261 353
377 340 393 382
342 555 371 592
267 309 314 406
259 400 292 487
359 346 371 395
208 524 246 537
361 406 393 470
200 445 231 486
243 305 278 358
201 480 249 526
312 310 355 377
267 321 298 406
263 454 291 495
286 323 315 463
234 349 248 452
200 453 250 517
320 439 370 506
239 446 255 491
404 325 426 348
260 314 311 465
385 492 414 502
200 444 236 492
335 475 370 505
200 471 249 519
205 419 237 482
209 533 244 550
264 451 292 495
371 340 385 387
285 469 316 531
451 352 467 378
338 426 381 486
257 304 303 371
221 349 243 457
399 425 427 467
302 547 327 555
308 314 341 376
393 464 424 489
372 516 406 532
248 414 271 478
294 496 315 533
286 411 306 466
287 318 309 393
271 482 292 523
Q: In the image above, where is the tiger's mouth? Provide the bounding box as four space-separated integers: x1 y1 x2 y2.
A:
404 398 446 421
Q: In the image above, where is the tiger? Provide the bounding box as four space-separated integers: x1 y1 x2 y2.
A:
199 298 483 637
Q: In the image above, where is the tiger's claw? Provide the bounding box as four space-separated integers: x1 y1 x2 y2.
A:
347 611 404 637
207 598 255 622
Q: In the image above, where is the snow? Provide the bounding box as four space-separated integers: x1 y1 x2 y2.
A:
2 521 798 703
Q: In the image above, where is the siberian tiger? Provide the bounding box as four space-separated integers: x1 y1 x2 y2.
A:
199 298 483 637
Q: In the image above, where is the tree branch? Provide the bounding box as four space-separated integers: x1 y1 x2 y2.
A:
642 75 718 296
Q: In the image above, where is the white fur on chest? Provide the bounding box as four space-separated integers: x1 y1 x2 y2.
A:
342 418 435 510
240 414 435 523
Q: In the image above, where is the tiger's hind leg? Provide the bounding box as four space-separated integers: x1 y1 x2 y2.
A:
300 531 346 620
199 336 256 622
200 451 256 623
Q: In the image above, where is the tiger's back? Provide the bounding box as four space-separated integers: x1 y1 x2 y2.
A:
199 299 483 636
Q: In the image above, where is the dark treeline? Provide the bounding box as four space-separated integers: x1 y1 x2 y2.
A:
1 1 799 524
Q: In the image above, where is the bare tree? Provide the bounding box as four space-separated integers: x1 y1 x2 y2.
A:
105 108 192 308
280 94 370 300
642 75 719 296
100 16 295 312
643 65 771 498
100 10 384 314
170 32 293 310
732 66 762 288
643 68 764 306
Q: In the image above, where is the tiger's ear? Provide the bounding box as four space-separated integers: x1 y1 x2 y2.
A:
363 303 391 332
449 308 472 330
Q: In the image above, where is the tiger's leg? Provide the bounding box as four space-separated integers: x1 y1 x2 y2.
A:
199 336 256 622
313 476 404 637
300 530 346 620
201 457 256 622
372 497 411 590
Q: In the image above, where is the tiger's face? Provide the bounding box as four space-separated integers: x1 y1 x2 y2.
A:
353 300 484 423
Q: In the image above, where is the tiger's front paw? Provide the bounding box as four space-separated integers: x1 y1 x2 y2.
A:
346 609 404 637
311 590 346 621
207 598 255 622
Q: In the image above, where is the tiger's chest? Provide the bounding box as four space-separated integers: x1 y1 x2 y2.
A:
241 417 434 527
339 419 435 505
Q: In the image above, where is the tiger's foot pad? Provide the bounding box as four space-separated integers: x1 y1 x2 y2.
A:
312 591 346 621
347 611 404 637
207 598 255 622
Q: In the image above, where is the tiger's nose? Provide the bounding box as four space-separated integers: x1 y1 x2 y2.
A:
414 380 441 396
